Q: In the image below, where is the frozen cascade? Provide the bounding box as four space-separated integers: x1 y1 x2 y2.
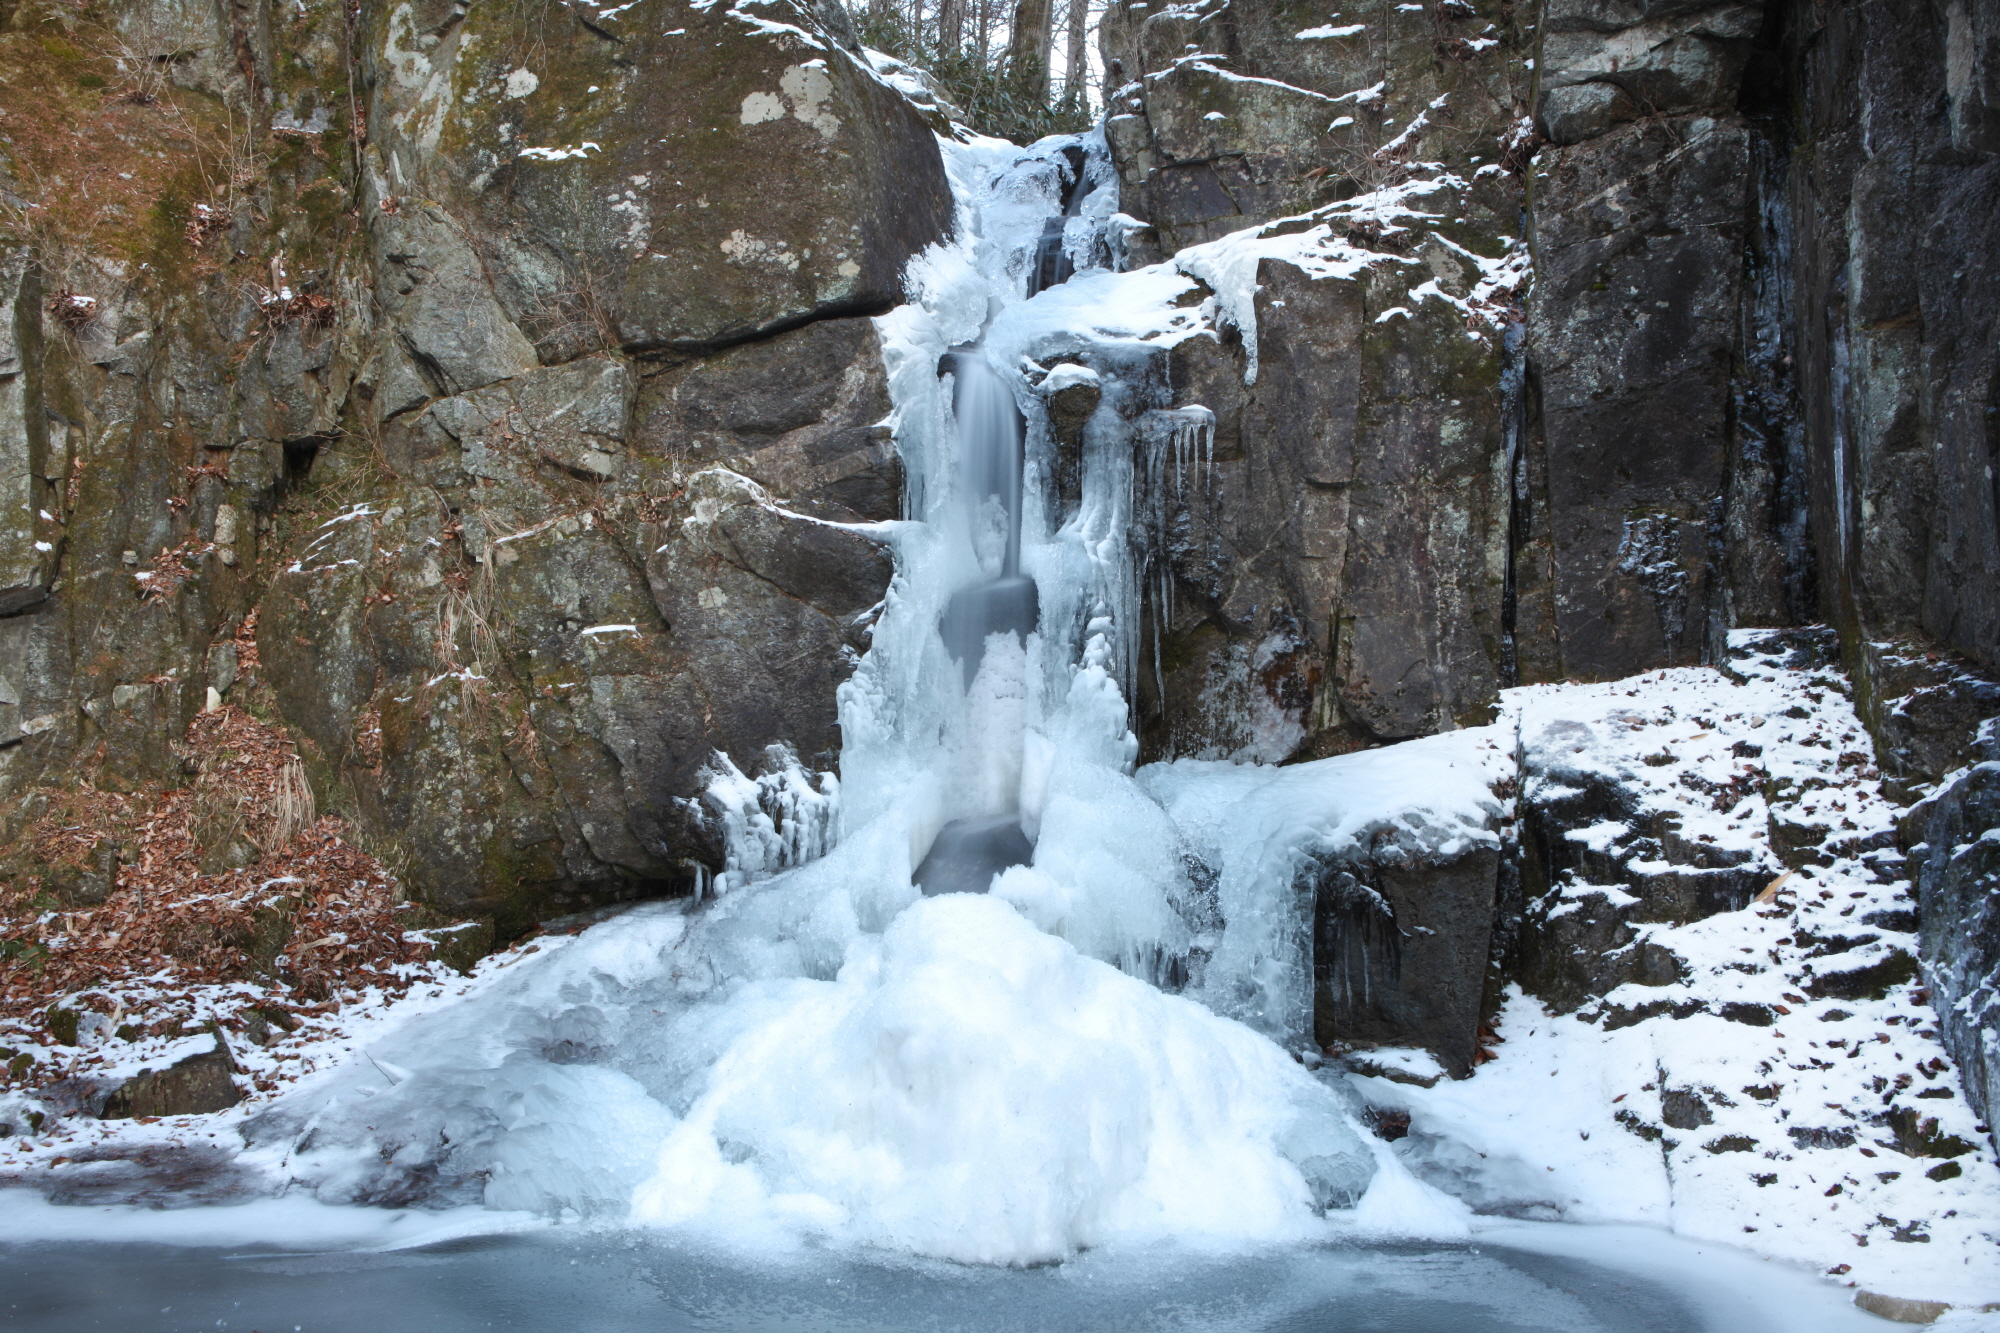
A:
699 744 841 897
921 343 1039 890
242 129 1482 1265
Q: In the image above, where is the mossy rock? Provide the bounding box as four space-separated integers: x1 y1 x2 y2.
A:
99 1038 242 1119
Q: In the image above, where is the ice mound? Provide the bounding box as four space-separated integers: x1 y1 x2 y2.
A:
258 889 1375 1264
631 893 1375 1263
250 907 695 1218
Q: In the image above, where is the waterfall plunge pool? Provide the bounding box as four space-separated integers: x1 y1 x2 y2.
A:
0 1217 1892 1332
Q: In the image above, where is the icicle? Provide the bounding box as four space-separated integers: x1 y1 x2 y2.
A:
1150 564 1167 720
1203 414 1214 504
700 744 842 888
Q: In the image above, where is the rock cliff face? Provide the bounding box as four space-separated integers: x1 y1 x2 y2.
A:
1099 0 1532 760
1101 0 1998 744
1099 0 2000 1128
0 0 946 932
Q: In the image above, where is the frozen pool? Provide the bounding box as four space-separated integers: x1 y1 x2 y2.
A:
0 1219 1891 1333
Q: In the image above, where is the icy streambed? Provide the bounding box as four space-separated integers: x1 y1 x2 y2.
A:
0 1203 1903 1333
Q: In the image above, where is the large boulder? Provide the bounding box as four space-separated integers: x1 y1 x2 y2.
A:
361 0 954 357
100 1038 242 1119
634 315 901 522
1538 1 1765 143
1313 841 1502 1078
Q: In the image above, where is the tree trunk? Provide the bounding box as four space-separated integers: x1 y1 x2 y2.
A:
1061 0 1088 107
1006 0 1054 97
939 0 962 52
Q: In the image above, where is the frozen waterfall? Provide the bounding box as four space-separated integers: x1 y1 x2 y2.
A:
238 130 1471 1265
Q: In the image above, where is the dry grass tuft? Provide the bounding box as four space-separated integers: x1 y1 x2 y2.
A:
0 708 469 1078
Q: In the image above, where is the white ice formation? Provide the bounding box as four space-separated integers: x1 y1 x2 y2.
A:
241 129 1502 1264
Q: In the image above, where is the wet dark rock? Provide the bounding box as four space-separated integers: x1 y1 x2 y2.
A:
1366 1108 1412 1141
1600 996 1705 1031
1859 643 2000 800
1616 1109 1665 1141
1525 116 1751 678
1768 810 1835 869
1341 1052 1443 1089
1038 367 1100 523
1803 948 1921 1002
1875 1104 1978 1161
1311 845 1502 1080
1904 758 2000 1152
1660 1087 1715 1130
424 918 498 976
1788 1124 1856 1150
